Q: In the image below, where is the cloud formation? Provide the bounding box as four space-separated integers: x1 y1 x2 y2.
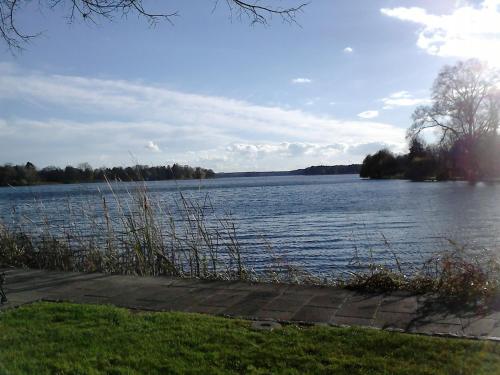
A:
291 77 312 84
0 66 405 171
381 0 500 67
381 91 430 109
145 141 160 152
343 47 353 53
357 110 379 119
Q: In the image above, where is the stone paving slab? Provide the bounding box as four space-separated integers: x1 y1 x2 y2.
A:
1 267 500 340
293 305 337 323
379 294 418 314
373 311 418 330
336 293 383 319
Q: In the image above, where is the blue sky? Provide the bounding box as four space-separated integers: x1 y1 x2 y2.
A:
1 0 499 171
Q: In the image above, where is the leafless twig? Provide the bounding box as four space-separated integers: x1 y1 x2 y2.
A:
0 0 308 51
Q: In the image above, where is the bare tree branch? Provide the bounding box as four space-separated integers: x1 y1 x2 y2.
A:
0 0 308 51
224 0 308 25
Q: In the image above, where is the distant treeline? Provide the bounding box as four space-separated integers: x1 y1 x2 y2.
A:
0 162 216 186
360 136 500 181
216 164 361 178
299 164 361 175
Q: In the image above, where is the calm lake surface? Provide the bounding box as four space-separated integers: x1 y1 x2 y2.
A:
1 174 499 274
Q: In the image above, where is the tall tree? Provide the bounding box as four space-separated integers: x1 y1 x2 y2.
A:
408 59 500 180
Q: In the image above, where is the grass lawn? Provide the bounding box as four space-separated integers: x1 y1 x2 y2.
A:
0 302 499 374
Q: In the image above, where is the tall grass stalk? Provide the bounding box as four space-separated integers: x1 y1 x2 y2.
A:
0 181 256 281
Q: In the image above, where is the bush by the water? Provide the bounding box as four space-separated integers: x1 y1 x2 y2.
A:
360 137 500 181
347 243 500 304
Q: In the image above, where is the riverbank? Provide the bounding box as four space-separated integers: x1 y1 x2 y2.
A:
0 163 362 187
2 176 500 302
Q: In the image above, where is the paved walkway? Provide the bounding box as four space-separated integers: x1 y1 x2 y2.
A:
2 267 500 340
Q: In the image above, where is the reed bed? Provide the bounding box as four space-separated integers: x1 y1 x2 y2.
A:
0 181 261 280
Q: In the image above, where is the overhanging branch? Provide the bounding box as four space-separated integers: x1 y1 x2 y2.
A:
0 0 308 51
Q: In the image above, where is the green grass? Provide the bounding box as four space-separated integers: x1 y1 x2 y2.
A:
0 303 499 374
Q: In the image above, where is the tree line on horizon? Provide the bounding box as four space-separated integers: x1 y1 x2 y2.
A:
361 59 500 182
299 164 361 175
0 162 216 186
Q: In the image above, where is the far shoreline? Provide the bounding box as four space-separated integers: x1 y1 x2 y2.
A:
0 164 362 188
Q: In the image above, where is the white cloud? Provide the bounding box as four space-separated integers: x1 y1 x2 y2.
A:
381 91 431 109
304 97 320 106
357 110 379 119
226 142 345 159
0 67 406 171
343 47 353 53
203 141 403 171
291 77 312 84
381 0 500 67
145 141 160 152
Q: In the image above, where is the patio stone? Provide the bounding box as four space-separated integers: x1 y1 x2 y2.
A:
379 295 418 314
373 311 417 330
461 318 498 337
331 315 373 327
264 297 309 312
335 293 382 319
292 306 336 323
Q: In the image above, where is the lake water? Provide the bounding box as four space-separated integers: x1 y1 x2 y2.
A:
1 175 500 274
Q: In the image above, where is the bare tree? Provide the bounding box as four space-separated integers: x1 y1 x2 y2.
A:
0 0 307 50
408 59 500 145
408 60 500 181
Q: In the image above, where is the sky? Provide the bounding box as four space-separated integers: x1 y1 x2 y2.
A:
1 0 499 172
